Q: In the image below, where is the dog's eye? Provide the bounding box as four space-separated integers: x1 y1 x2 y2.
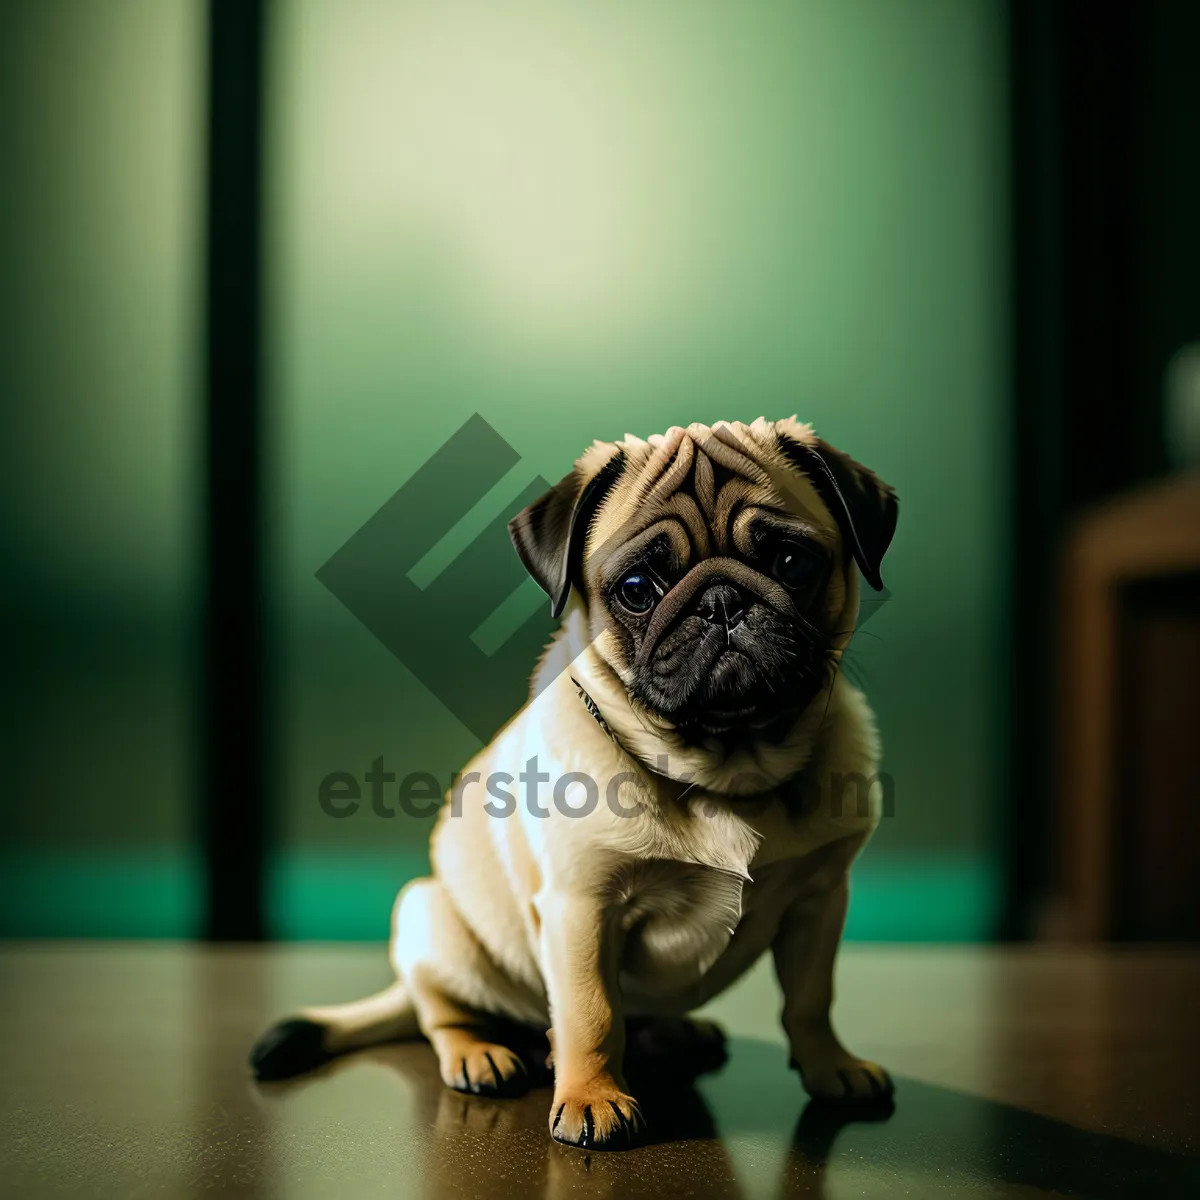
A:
617 572 657 614
773 545 820 590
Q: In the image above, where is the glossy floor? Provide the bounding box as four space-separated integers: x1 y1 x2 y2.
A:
2 944 1198 1198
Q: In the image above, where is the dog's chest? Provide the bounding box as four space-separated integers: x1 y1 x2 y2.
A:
613 857 798 998
617 859 743 980
609 798 846 1002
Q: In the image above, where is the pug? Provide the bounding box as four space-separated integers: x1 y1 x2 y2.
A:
251 417 898 1151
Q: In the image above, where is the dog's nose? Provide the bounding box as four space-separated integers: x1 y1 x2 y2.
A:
697 583 746 630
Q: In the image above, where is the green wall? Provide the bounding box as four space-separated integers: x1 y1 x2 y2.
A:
0 0 1007 940
0 1 204 935
267 0 1009 940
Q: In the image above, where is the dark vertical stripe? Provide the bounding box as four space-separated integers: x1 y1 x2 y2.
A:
201 0 267 940
1004 0 1149 938
1004 0 1067 940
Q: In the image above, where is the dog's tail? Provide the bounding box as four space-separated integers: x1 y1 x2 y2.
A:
250 979 419 1081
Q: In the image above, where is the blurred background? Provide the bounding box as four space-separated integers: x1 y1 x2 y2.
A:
1 0 1196 944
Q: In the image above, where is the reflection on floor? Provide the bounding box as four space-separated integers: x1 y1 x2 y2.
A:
261 1036 1200 1198
1 944 1198 1197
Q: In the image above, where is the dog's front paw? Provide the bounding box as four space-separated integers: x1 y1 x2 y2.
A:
793 1052 893 1104
550 1079 645 1150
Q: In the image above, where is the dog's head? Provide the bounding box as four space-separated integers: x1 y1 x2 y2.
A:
510 418 896 766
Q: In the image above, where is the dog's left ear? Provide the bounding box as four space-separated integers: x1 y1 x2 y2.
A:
508 445 626 618
778 431 898 591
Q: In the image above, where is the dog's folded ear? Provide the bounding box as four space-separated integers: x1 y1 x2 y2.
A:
508 445 626 618
777 431 898 591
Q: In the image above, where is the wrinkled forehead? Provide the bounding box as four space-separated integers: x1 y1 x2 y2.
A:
586 423 837 575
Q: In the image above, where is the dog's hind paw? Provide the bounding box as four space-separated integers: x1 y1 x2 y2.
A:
626 1015 728 1080
440 1040 531 1098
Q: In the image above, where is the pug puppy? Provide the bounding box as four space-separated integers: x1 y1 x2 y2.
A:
251 417 898 1151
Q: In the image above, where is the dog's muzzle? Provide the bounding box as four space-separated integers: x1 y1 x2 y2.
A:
632 557 793 670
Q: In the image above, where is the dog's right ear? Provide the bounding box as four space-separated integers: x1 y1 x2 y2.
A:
508 445 626 619
775 424 898 592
